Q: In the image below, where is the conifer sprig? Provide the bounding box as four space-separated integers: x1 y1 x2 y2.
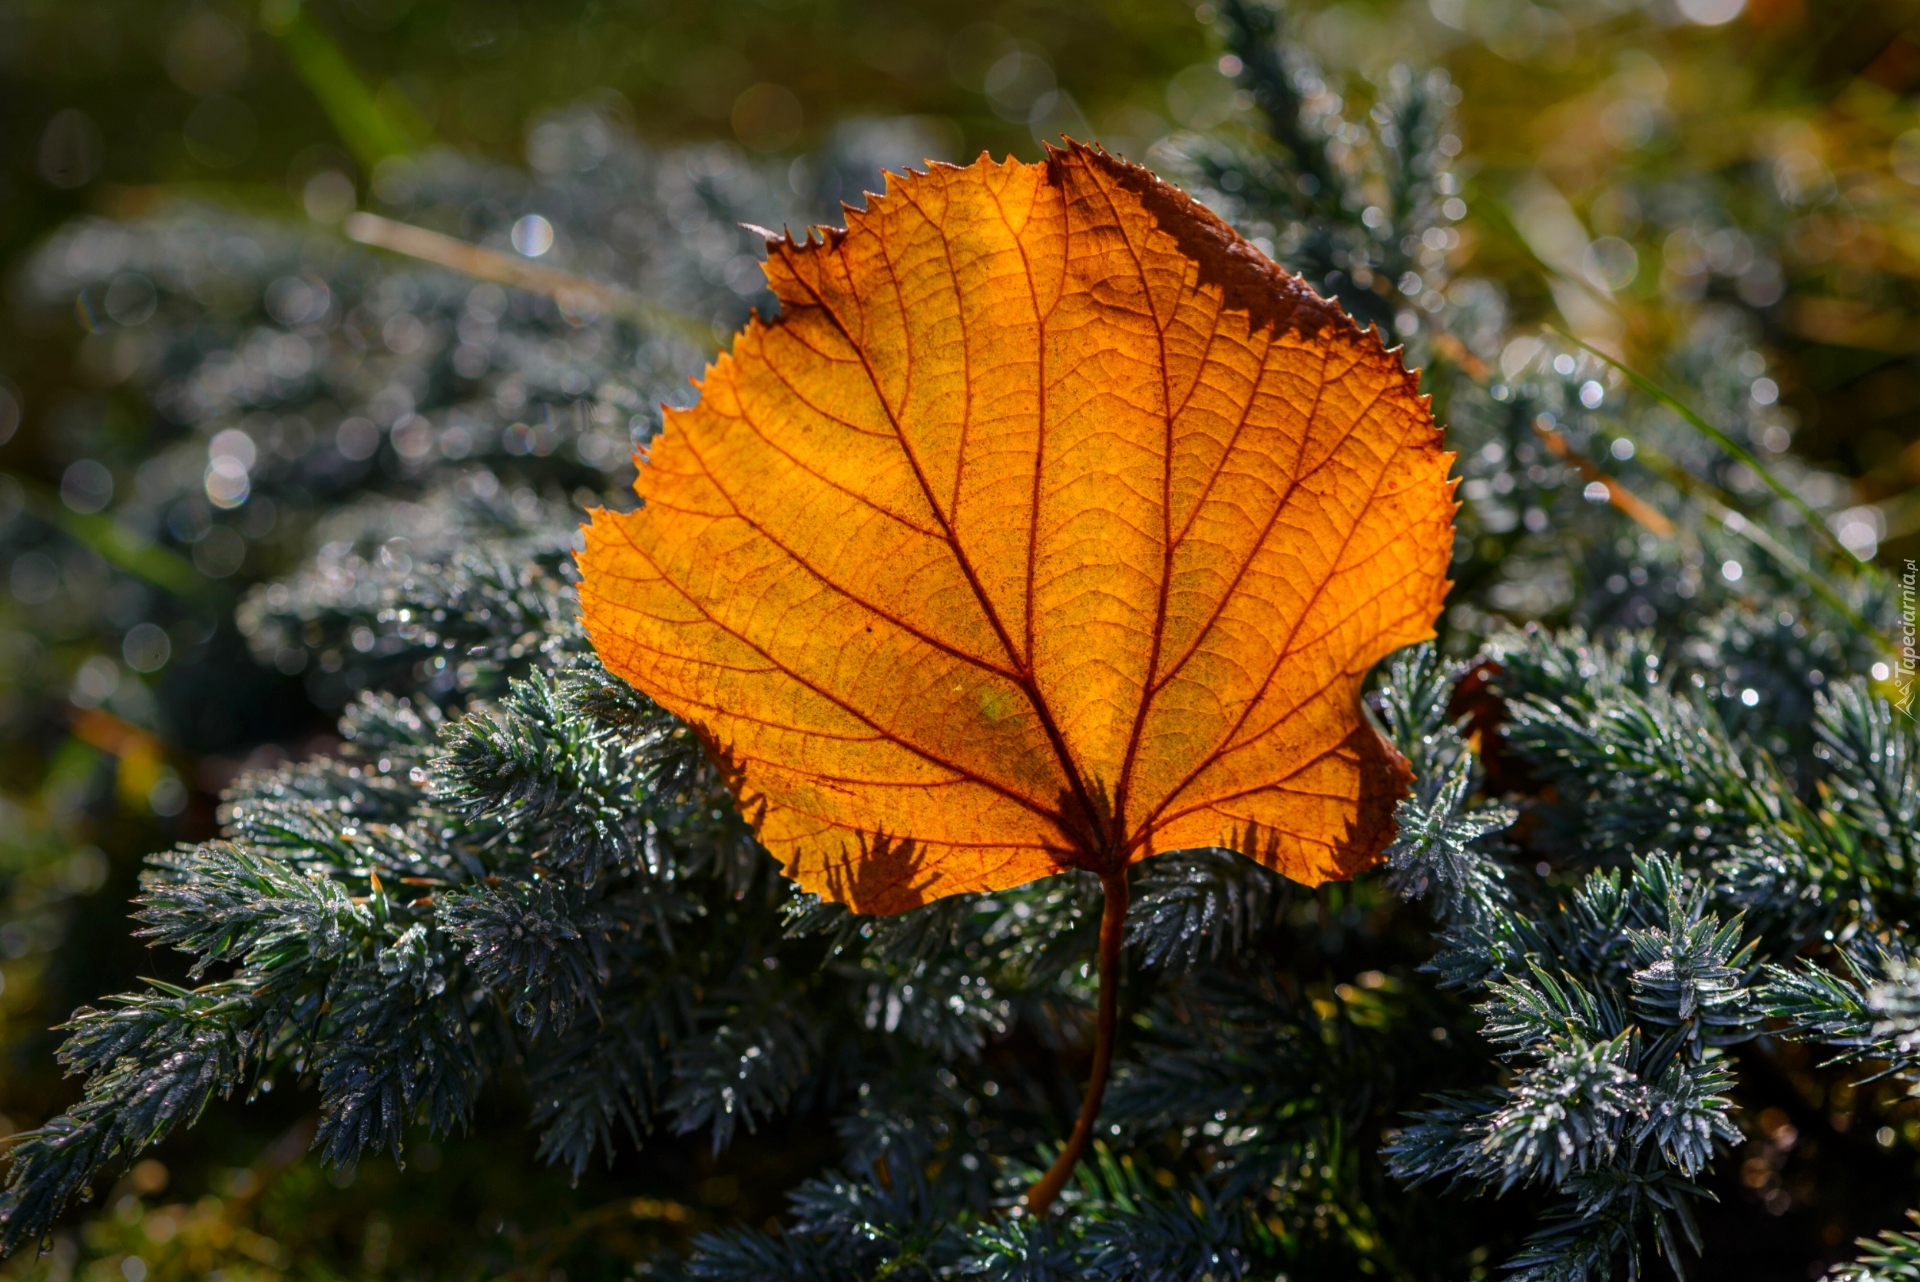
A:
4 2 1917 1276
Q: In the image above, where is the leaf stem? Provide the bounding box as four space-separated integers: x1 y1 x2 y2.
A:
1025 867 1129 1216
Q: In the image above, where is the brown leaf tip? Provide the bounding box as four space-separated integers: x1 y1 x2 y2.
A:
1047 139 1355 345
1047 140 1445 484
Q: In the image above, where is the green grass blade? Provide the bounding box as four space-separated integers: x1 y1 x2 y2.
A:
262 6 429 168
1550 328 1850 563
1561 426 1884 645
1699 500 1878 643
9 473 213 602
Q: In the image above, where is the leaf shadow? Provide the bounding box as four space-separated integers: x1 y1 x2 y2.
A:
1212 720 1412 881
819 828 942 917
694 720 942 915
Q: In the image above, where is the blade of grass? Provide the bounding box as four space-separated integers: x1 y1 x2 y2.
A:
1581 434 1884 644
8 473 211 602
343 212 713 346
1550 327 1852 563
260 5 429 169
1531 421 1676 537
1481 188 1871 567
1700 500 1880 644
1452 193 1882 646
1469 180 1622 320
1420 233 1873 636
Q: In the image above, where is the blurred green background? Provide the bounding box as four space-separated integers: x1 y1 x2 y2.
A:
2 0 1919 1277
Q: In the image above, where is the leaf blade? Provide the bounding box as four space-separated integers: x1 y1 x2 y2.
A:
580 144 1456 911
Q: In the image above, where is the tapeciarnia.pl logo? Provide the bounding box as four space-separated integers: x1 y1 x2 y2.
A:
1894 558 1916 719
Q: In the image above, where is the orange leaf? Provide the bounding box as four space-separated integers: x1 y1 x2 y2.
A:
580 143 1455 915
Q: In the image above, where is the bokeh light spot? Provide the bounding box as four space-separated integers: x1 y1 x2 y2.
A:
61 460 113 514
1676 0 1744 25
122 623 172 673
304 171 357 222
205 456 250 509
337 417 381 461
511 214 554 257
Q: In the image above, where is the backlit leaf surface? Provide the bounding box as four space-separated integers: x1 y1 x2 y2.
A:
580 143 1455 913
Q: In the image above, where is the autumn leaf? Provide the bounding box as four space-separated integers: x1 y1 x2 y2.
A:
579 141 1454 1210
581 141 1455 915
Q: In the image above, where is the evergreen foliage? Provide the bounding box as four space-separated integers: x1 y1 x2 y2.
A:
1832 1213 1920 1282
1 2 1915 1278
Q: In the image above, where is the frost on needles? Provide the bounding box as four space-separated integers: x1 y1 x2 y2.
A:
1 2 1916 1279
